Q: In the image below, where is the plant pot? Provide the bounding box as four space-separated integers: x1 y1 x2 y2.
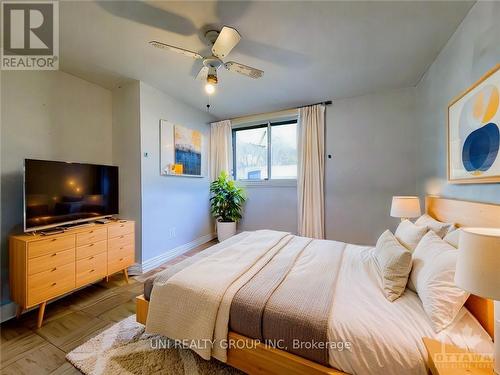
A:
217 221 236 242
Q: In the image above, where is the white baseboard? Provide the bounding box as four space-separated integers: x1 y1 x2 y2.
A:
1 233 216 323
129 232 216 275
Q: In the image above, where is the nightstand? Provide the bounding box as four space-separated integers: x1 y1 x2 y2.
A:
423 337 494 375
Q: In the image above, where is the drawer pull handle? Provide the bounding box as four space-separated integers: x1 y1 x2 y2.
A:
90 230 94 233
119 258 124 261
51 253 57 257
90 269 95 273
51 238 57 242
89 243 94 247
51 267 57 272
51 282 57 286
89 256 94 260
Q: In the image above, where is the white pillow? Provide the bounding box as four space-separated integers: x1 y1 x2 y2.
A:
395 220 429 251
374 230 413 302
443 228 461 248
415 214 456 238
409 231 469 332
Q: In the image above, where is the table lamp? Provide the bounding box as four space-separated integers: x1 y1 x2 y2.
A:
455 228 500 374
390 196 421 221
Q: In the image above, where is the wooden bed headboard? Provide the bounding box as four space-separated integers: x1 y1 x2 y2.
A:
425 196 500 338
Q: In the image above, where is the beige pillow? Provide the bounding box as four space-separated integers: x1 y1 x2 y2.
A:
443 228 461 248
395 220 429 251
409 231 469 332
374 230 413 302
415 214 455 238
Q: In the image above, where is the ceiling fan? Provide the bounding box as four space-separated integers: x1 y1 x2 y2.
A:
149 26 264 95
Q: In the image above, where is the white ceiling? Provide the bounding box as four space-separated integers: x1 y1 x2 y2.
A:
60 1 474 119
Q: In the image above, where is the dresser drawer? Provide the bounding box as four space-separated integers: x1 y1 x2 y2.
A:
108 246 134 275
27 262 75 306
28 248 75 275
28 235 75 259
76 240 107 260
76 227 107 247
76 252 107 287
108 222 134 239
108 233 134 252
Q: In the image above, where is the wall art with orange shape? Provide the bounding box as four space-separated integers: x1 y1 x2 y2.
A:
448 64 500 183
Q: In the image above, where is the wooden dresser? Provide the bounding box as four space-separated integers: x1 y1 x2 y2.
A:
9 220 135 327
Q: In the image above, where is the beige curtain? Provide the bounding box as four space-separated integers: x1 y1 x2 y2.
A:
210 120 233 180
297 104 325 239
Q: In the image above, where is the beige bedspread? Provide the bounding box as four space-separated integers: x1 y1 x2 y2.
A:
145 230 292 360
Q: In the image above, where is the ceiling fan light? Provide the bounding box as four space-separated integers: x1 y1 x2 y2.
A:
207 74 218 85
205 83 215 95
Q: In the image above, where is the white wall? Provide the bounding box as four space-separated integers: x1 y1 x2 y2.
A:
1 70 112 305
139 82 215 262
415 1 500 203
238 88 417 245
112 82 142 261
326 88 417 245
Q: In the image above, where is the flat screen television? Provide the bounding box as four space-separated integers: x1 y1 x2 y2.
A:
24 159 118 232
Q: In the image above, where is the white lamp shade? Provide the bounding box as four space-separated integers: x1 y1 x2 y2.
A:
390 196 421 218
455 228 500 301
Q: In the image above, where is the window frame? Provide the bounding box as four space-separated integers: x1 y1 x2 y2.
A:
232 118 298 186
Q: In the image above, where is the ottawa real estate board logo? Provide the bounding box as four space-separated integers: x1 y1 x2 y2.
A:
1 1 59 70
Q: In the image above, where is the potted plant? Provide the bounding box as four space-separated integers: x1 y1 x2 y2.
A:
210 171 246 242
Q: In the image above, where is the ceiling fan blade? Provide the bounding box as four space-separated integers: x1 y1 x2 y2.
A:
149 41 202 60
224 61 264 79
195 66 209 80
211 26 241 59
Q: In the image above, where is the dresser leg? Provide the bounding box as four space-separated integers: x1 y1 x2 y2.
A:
37 302 47 329
16 305 23 319
123 268 129 284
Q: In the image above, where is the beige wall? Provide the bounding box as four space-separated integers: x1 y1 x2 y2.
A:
112 82 142 262
1 70 113 305
415 1 500 203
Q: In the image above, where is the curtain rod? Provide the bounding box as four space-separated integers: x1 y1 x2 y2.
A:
228 100 332 122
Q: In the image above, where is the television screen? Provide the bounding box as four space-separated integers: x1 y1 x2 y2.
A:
24 159 118 232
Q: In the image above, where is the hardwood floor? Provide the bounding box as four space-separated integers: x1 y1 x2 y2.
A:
0 239 217 375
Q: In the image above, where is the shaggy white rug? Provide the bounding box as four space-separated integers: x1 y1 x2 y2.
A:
66 315 243 375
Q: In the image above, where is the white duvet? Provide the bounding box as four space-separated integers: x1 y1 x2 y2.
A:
327 243 493 375
146 231 493 375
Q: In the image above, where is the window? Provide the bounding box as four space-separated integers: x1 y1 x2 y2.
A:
233 120 297 181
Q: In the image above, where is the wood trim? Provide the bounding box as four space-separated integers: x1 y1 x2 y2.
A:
426 196 500 228
227 332 345 375
426 196 498 338
447 64 500 184
136 294 148 325
135 296 346 375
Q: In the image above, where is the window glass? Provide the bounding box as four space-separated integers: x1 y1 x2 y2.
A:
234 126 268 180
271 123 297 179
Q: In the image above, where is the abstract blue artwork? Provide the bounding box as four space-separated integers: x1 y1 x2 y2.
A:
448 65 500 183
174 125 202 176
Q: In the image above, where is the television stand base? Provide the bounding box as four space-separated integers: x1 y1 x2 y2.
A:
40 227 66 236
60 222 95 230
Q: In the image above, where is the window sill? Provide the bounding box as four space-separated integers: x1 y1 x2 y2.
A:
237 179 297 188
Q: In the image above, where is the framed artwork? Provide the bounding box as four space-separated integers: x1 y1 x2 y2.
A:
448 64 500 184
160 120 204 177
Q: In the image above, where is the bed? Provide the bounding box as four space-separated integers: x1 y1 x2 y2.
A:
136 196 498 375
